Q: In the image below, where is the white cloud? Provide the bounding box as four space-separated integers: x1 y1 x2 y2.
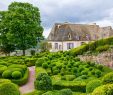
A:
1 0 113 37
43 28 51 38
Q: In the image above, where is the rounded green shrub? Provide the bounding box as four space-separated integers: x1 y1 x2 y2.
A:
95 70 101 78
67 63 72 68
61 76 66 80
9 68 25 75
35 73 52 90
2 70 12 79
8 64 27 71
86 79 102 93
96 45 109 52
53 70 59 75
102 72 113 84
96 64 103 71
0 65 7 75
92 84 113 95
12 71 22 79
42 63 48 69
72 67 78 73
78 66 84 72
65 75 75 81
0 82 20 95
35 58 45 67
80 75 88 79
60 89 72 95
91 70 95 75
89 67 93 71
81 69 88 75
0 79 11 84
74 57 80 61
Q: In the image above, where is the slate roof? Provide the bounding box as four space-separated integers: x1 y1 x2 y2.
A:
47 23 113 41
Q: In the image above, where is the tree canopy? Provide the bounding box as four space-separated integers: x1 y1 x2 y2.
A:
0 2 43 55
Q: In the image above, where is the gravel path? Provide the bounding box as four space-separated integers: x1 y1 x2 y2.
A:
19 66 35 95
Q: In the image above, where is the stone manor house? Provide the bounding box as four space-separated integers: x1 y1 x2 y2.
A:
47 23 113 52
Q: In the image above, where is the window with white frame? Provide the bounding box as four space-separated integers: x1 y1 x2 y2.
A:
67 43 74 49
55 43 58 49
59 45 62 50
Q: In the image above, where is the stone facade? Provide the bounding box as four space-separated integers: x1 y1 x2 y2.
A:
47 23 113 52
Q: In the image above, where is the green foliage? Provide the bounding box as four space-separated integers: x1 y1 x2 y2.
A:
42 63 48 69
0 2 43 55
60 89 72 95
81 69 88 75
102 72 113 84
70 37 113 56
53 80 86 92
36 58 45 67
62 75 76 81
0 79 11 83
12 71 22 79
95 70 101 78
86 79 102 93
35 73 52 90
0 82 20 95
0 65 7 75
96 64 103 71
2 70 12 79
12 68 29 86
92 84 113 95
96 45 109 52
30 50 35 56
8 64 27 71
40 41 52 52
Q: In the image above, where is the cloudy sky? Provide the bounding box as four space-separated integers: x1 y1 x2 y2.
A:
1 0 113 38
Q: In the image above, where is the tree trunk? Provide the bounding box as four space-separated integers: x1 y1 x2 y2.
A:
22 49 25 56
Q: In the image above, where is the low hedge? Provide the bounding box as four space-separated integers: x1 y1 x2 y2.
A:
2 70 12 79
35 67 47 77
96 45 109 52
42 89 72 95
11 68 29 86
86 79 102 93
0 79 11 84
92 84 113 95
12 71 22 79
8 64 27 71
102 72 113 84
0 81 20 95
53 80 86 92
70 37 113 56
0 65 7 76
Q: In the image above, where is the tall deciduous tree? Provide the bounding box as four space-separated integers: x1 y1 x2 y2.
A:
0 2 43 55
0 11 15 56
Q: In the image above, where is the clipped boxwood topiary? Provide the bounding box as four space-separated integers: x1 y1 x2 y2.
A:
0 65 7 75
86 79 102 93
60 89 72 95
96 64 103 71
35 73 52 90
92 84 113 95
0 82 20 95
96 45 109 53
2 70 12 79
35 58 45 67
95 70 101 78
81 69 88 75
102 72 113 84
42 63 48 69
12 71 22 79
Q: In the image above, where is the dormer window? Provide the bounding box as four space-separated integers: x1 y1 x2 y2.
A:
68 33 71 40
86 34 90 40
76 35 80 40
